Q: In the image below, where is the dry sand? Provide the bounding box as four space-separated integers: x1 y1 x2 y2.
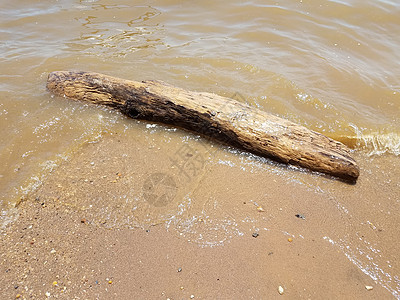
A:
0 131 395 299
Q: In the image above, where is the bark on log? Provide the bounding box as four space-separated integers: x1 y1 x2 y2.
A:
46 71 359 181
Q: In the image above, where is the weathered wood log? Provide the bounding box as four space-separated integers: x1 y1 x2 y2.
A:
47 71 359 181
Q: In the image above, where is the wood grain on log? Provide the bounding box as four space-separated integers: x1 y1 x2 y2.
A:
47 71 359 181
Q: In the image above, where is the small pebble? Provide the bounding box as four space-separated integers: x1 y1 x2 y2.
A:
256 206 265 212
295 214 306 220
288 238 293 242
53 281 58 286
16 294 21 299
45 291 51 297
252 232 259 238
108 280 112 284
365 285 373 291
50 249 56 254
190 295 195 299
180 286 184 290
177 267 182 272
278 286 284 295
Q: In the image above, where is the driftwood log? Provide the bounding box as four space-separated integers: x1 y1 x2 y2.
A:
47 71 359 181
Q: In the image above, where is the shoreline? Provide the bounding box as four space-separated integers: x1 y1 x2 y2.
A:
1 132 397 299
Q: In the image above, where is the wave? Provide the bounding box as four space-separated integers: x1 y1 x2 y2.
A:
334 126 400 156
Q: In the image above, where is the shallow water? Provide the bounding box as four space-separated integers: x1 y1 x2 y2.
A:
1 0 399 297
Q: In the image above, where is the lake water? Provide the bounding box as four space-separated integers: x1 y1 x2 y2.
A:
0 0 399 297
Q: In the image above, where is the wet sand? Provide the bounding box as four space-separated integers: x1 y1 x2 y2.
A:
0 197 388 299
1 131 396 299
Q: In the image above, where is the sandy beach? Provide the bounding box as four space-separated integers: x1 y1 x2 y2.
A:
1 1 400 298
1 132 396 299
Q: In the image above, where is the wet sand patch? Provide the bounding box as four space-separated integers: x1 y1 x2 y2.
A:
1 132 395 299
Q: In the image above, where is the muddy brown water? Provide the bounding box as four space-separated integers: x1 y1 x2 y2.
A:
0 0 399 297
